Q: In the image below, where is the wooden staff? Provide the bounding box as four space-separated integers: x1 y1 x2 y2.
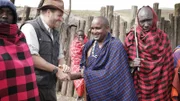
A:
131 25 140 73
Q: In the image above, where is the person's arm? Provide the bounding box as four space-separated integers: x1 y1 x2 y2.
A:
68 72 83 80
68 68 84 80
21 24 69 80
32 55 69 80
32 55 57 72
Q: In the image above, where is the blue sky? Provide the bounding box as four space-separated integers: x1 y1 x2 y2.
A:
15 0 180 10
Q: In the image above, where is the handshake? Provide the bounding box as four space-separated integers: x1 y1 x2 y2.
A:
56 64 84 81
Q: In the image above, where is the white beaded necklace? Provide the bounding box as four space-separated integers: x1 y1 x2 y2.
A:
91 41 98 58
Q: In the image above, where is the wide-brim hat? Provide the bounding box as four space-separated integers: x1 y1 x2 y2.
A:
38 0 67 14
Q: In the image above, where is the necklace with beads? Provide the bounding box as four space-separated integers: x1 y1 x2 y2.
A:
91 41 98 58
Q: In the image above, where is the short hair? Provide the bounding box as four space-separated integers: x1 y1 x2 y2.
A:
94 16 109 27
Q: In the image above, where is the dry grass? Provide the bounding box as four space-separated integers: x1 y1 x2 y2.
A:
71 10 100 17
70 8 174 21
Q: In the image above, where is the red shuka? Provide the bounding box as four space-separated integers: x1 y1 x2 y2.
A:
0 24 39 101
124 6 174 101
70 35 88 97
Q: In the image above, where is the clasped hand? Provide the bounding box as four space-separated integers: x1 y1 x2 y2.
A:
56 64 71 81
56 64 85 81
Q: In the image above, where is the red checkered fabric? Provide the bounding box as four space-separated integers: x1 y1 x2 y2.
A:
124 6 174 101
70 35 88 96
0 24 39 101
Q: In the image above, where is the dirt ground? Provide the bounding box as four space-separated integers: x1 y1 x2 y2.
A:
57 93 76 101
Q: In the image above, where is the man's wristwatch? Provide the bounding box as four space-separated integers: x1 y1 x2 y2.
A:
52 67 58 74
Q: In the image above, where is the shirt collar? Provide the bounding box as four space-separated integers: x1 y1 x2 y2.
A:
40 15 51 33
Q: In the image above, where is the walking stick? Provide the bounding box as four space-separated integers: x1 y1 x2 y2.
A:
131 25 140 73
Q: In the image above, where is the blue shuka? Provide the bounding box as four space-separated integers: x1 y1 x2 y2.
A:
81 33 138 101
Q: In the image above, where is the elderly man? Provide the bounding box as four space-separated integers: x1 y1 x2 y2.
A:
70 16 138 101
124 6 174 101
21 0 70 101
0 0 39 101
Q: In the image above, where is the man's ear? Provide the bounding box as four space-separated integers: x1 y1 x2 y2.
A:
106 26 110 32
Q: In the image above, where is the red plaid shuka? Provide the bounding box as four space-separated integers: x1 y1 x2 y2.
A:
124 6 174 101
70 35 88 97
0 24 39 101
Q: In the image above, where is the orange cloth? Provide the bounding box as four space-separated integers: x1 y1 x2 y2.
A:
172 86 178 101
171 48 180 101
172 67 180 101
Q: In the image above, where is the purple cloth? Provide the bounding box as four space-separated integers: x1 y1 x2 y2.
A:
81 33 138 101
174 45 180 67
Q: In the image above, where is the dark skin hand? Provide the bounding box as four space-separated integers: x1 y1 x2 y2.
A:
68 72 83 80
129 58 144 68
68 68 84 80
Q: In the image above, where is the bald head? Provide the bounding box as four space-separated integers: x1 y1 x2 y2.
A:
93 16 109 28
91 16 109 42
137 6 154 32
138 7 153 20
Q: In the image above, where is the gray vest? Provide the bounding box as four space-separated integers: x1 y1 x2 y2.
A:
25 17 60 88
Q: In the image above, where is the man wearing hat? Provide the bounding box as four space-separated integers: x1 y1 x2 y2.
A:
21 0 70 101
0 0 40 101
